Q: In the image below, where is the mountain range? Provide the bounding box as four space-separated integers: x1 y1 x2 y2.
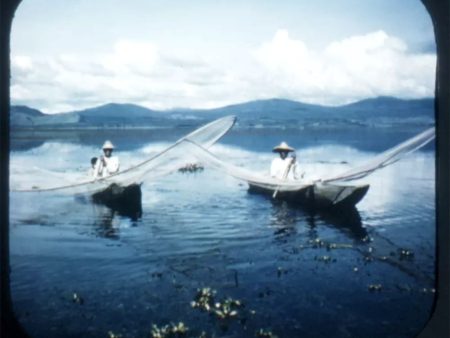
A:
10 96 434 130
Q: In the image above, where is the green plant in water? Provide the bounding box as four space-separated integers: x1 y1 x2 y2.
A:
150 322 189 338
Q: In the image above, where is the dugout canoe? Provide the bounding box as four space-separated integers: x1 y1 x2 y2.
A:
248 182 369 209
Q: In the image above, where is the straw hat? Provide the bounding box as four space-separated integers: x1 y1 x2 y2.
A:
102 140 115 150
272 141 294 153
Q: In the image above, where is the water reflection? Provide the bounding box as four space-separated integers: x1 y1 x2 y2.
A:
92 205 121 239
269 201 299 239
316 207 368 240
75 191 141 239
268 198 367 241
91 183 143 220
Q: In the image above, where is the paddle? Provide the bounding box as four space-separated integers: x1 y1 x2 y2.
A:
272 153 296 198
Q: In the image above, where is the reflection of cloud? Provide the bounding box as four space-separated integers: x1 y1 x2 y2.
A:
11 31 436 113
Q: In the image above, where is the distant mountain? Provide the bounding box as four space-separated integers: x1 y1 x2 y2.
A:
10 105 80 127
335 96 434 117
10 96 434 130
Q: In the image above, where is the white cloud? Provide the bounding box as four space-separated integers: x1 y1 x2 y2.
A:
10 31 436 113
251 30 436 104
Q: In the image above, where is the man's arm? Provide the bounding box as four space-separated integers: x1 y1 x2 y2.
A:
93 158 103 178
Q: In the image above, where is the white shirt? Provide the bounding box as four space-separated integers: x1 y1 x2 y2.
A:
270 157 298 180
93 156 120 178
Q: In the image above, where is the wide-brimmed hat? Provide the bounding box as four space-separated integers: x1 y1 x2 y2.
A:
272 141 294 153
102 140 115 150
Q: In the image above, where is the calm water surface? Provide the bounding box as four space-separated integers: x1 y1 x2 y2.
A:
10 127 436 338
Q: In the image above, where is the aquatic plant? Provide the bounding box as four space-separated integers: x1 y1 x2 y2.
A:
255 328 278 338
150 322 189 338
191 288 244 321
398 248 415 260
178 163 204 174
212 298 242 320
108 331 123 338
314 255 336 263
72 292 84 305
309 237 326 248
190 287 216 312
368 284 383 292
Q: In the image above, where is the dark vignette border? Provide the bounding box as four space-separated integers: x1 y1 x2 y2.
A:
0 1 448 337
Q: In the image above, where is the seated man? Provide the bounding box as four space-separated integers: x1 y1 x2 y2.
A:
93 140 120 178
270 141 299 180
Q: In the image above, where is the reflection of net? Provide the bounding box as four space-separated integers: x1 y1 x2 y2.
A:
11 116 236 194
182 127 435 190
323 127 435 182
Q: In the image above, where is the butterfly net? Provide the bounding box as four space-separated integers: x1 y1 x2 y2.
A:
11 115 236 194
181 126 435 190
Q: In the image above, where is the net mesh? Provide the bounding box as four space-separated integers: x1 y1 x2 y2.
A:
11 115 236 194
182 140 313 192
322 127 435 182
182 126 435 190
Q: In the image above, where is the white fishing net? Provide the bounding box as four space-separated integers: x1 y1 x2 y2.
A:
182 139 314 192
181 126 435 190
322 127 435 182
10 115 236 194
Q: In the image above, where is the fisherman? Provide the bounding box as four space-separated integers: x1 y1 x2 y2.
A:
270 141 299 180
93 140 120 178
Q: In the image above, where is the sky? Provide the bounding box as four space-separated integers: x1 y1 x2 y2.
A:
10 0 436 114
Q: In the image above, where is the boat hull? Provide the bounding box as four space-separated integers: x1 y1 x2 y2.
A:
248 182 369 209
91 183 142 218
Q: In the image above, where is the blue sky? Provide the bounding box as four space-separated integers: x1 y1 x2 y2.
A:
11 0 436 113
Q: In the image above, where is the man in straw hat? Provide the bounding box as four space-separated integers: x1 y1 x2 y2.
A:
270 141 299 180
93 140 120 178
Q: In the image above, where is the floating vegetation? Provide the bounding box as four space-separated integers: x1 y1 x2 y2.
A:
108 331 123 338
362 235 373 243
190 287 216 312
277 267 288 277
150 322 189 338
309 238 326 248
213 298 242 319
314 255 336 263
255 328 278 338
398 248 415 260
368 284 383 292
178 163 204 174
190 288 244 321
326 243 353 250
421 288 436 294
72 292 84 305
306 238 353 251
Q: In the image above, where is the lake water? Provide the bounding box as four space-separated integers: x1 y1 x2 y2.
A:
9 126 436 338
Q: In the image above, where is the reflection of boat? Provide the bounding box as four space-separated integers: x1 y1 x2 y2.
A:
91 183 142 219
248 182 369 209
268 198 368 240
316 205 368 240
